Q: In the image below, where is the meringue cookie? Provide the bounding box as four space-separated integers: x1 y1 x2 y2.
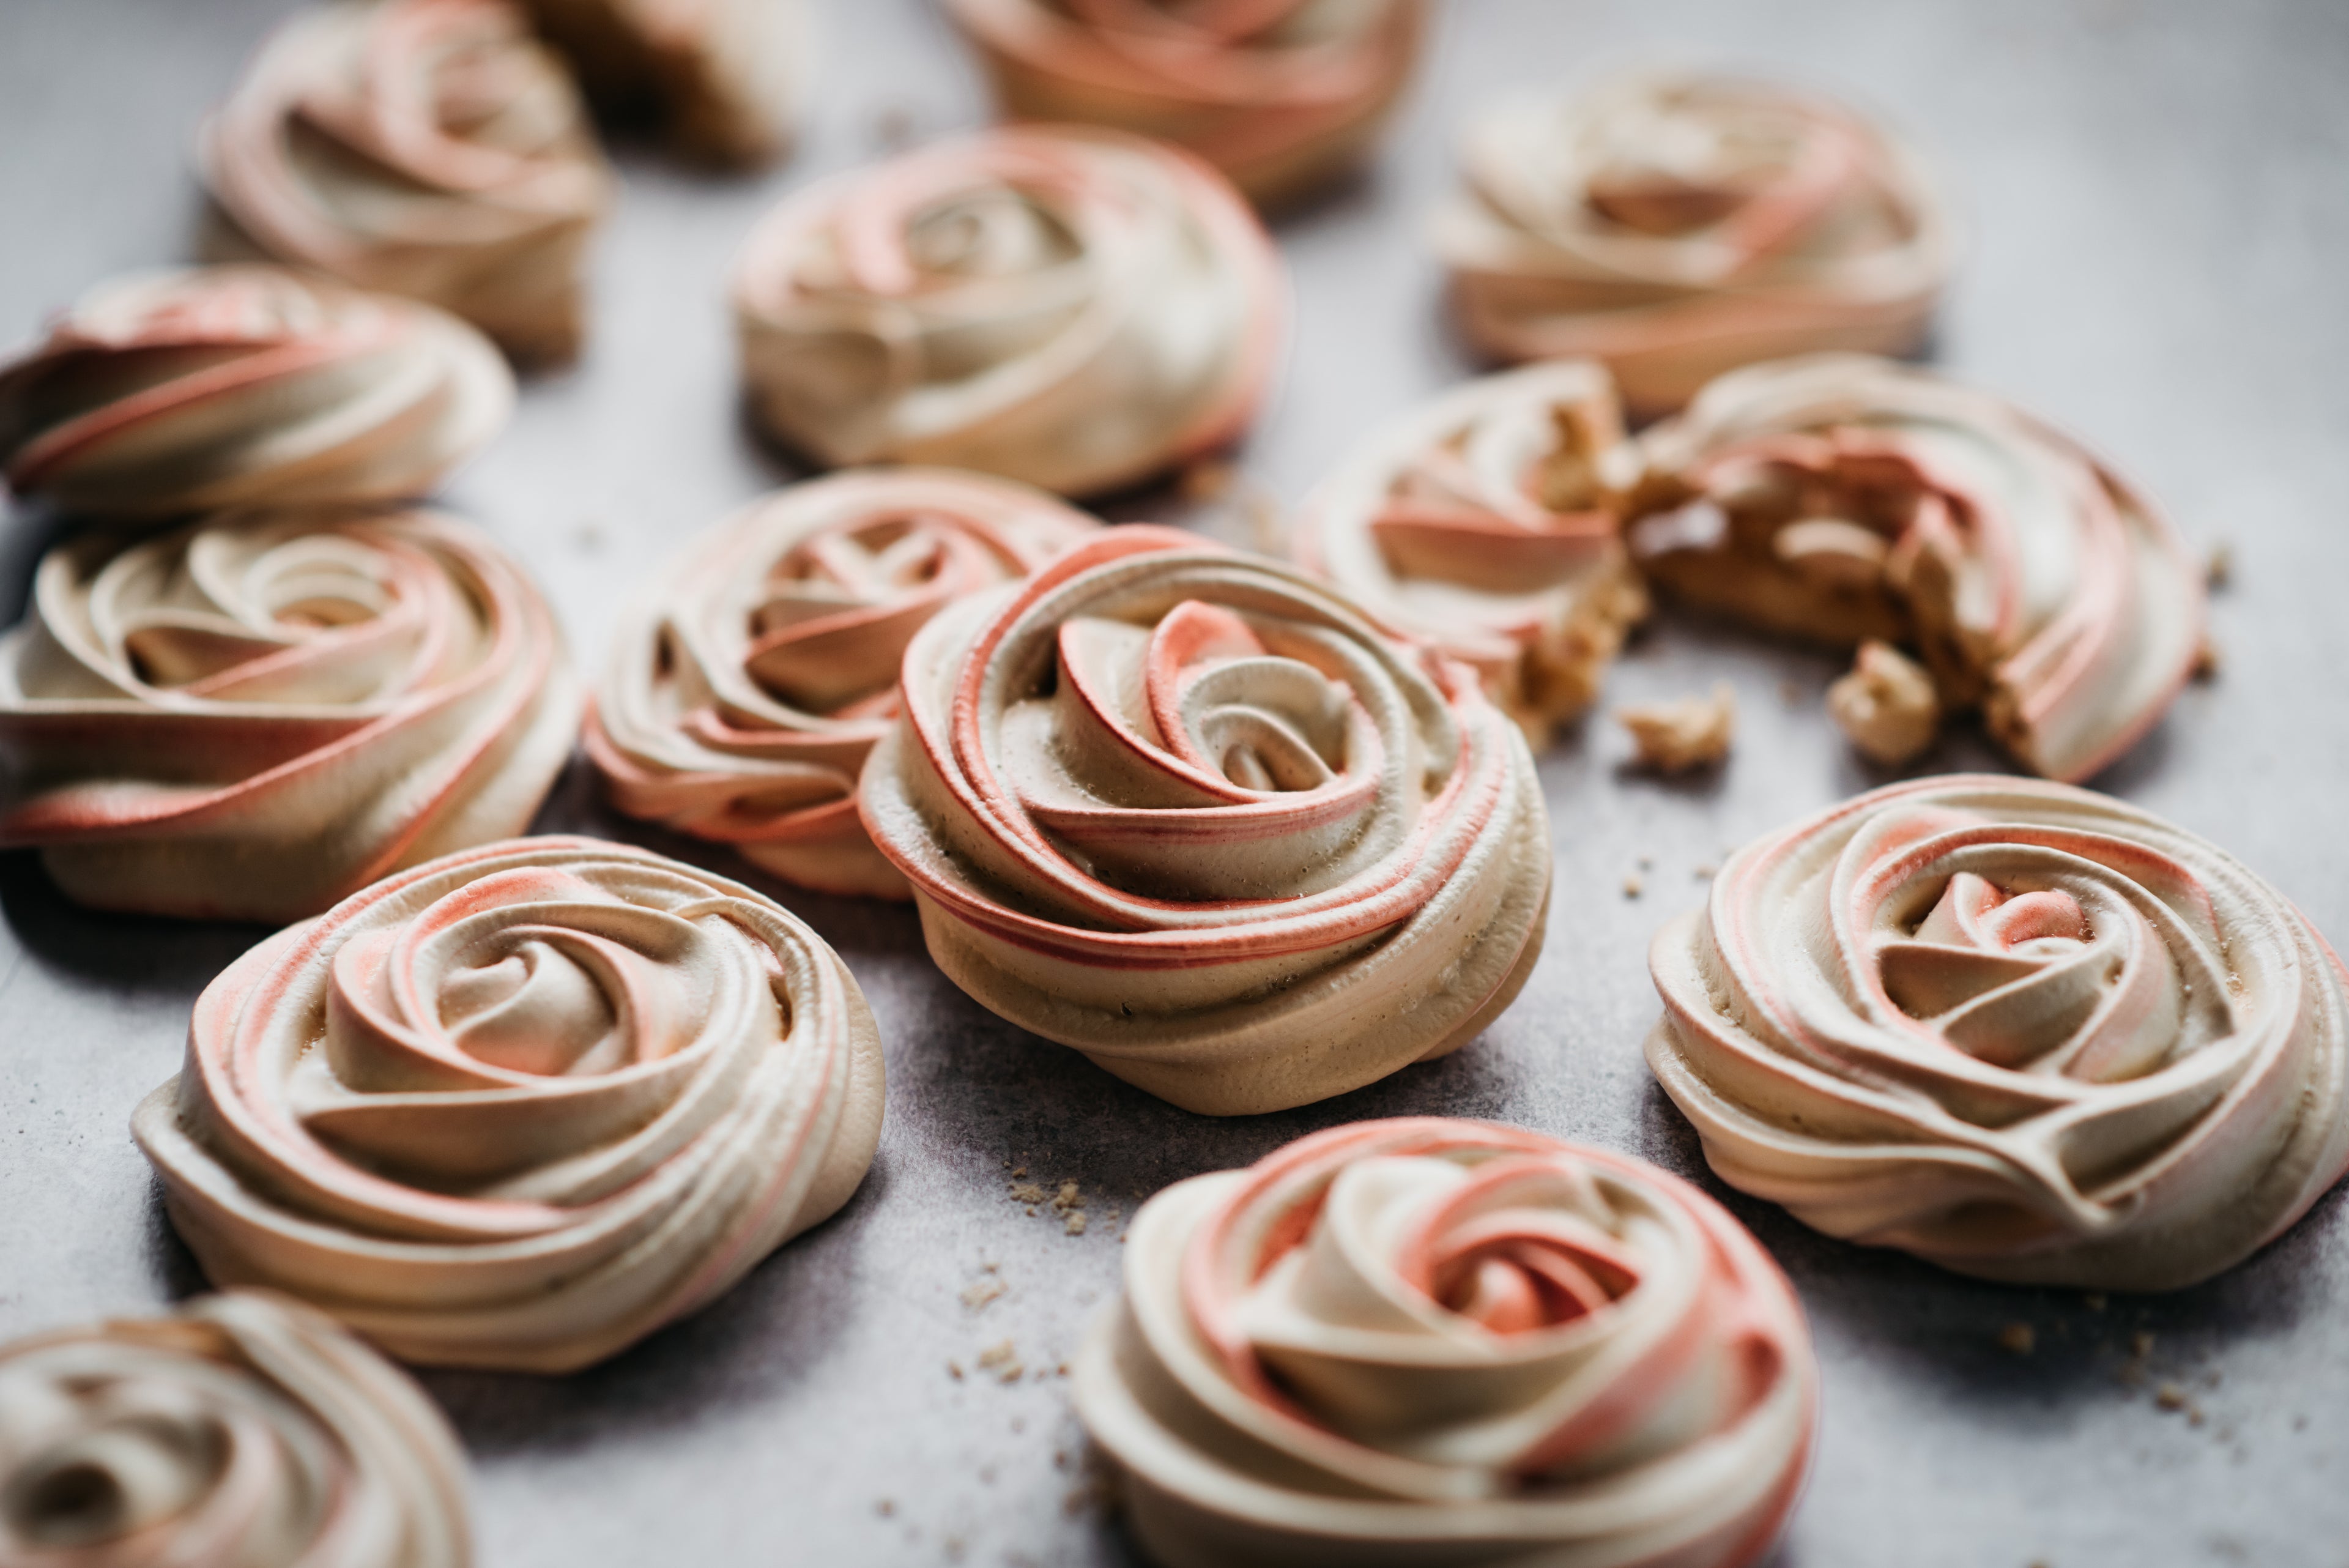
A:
1294 361 1648 743
0 1291 469 1568
859 527 1551 1115
204 0 614 363
132 836 887 1373
0 505 577 922
1436 73 1953 414
519 0 807 166
944 0 1431 209
585 467 1100 897
1074 1117 1816 1568
1631 355 2205 783
1647 775 2349 1290
0 265 511 520
733 124 1283 498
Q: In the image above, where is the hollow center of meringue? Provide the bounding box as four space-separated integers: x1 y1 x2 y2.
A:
2 1412 223 1547
439 938 626 1077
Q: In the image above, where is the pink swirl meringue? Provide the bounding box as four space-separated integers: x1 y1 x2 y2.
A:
1074 1117 1816 1568
0 266 511 521
1647 776 2349 1290
732 124 1283 498
1631 355 2205 783
943 0 1431 209
858 527 1550 1115
132 837 886 1373
204 0 614 364
585 468 1101 899
0 1291 469 1568
1436 73 1954 415
519 0 809 167
1294 360 1647 744
0 505 577 922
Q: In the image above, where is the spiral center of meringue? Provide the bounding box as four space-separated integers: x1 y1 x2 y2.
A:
0 1403 224 1547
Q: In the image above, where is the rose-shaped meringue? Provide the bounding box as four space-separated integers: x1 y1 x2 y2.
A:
1436 73 1954 414
0 266 511 521
585 468 1101 899
1294 361 1647 744
1074 1117 1816 1568
1631 355 2205 783
0 1291 469 1568
132 837 887 1373
858 527 1551 1115
204 0 614 363
944 0 1430 209
0 505 577 922
1647 775 2349 1290
733 124 1283 498
520 0 808 166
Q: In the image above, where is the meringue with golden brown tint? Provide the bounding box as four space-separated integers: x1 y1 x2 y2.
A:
1437 73 1953 414
204 0 614 363
0 505 576 921
859 527 1549 1115
132 837 886 1373
1647 775 2349 1290
1074 1117 1816 1568
1294 360 1647 744
520 0 807 166
0 1291 469 1568
944 0 1430 209
733 124 1283 497
585 468 1100 897
0 265 511 521
1631 355 2204 783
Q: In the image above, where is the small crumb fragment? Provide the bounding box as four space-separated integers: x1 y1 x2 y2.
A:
2188 1406 2206 1428
1828 641 1939 765
1010 1165 1026 1178
978 1339 1024 1383
1998 1322 2035 1355
1616 683 1735 772
2191 636 2221 682
1636 854 1653 869
2206 542 2233 589
1056 1362 1071 1377
1052 1181 1085 1213
947 1360 963 1381
2156 1382 2187 1411
1622 875 1644 899
961 1277 1007 1312
2084 1293 2107 1312
1054 1449 1071 1470
1009 1181 1045 1204
1694 863 1718 879
875 1499 895 1518
1064 1210 1088 1236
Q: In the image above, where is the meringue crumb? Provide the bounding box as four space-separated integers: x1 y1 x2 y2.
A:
2206 542 2233 588
2156 1383 2187 1411
1056 1362 1071 1377
1009 1165 1027 1177
978 1340 1023 1383
947 1360 963 1380
1998 1322 2036 1355
1694 863 1718 879
961 1278 1008 1312
1828 641 1939 765
2192 636 2221 681
875 1499 896 1518
1009 1181 1045 1204
1052 1181 1085 1211
1616 684 1735 772
1622 875 1644 899
1064 1210 1088 1236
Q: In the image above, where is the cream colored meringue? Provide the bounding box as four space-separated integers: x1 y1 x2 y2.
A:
859 527 1550 1115
1436 73 1953 414
520 0 807 166
0 1291 469 1568
1647 775 2349 1290
1828 638 1937 765
585 467 1100 897
1294 361 1648 746
733 124 1283 498
0 505 576 921
204 0 614 363
944 0 1430 209
1074 1117 1816 1568
0 266 511 520
133 837 886 1373
1632 355 2205 783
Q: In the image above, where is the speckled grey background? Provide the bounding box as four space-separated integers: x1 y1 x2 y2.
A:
3 1 2347 1564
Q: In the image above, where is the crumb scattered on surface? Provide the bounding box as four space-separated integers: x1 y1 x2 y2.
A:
1009 1181 1046 1205
1999 1322 2036 1356
2192 636 2221 681
2206 541 2233 588
1828 640 1939 765
1636 855 1653 869
961 1277 1008 1312
947 1360 963 1381
979 1340 1024 1383
2156 1383 2187 1411
1064 1210 1088 1236
1616 684 1735 772
874 1499 894 1517
1694 863 1718 879
1622 875 1643 899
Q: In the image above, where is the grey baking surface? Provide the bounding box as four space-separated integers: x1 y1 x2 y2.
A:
2 0 2347 1564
